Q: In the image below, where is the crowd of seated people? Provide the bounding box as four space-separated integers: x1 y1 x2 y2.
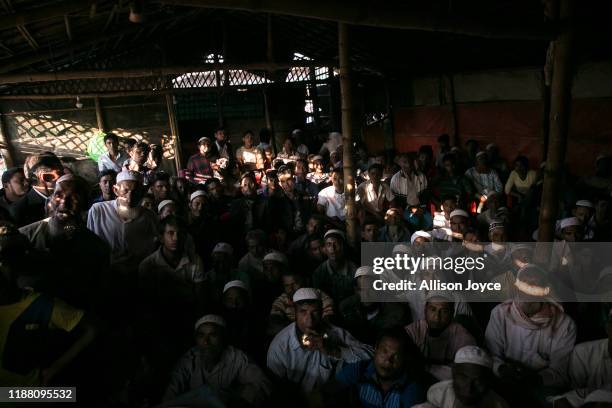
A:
0 127 611 407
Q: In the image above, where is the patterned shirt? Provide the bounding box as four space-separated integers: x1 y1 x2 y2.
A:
186 153 214 183
336 360 426 408
390 170 427 206
464 167 502 195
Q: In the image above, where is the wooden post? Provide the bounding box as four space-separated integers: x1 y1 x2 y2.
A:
94 97 105 132
444 74 459 147
0 113 16 168
165 94 182 174
265 14 277 155
537 0 575 243
338 22 358 247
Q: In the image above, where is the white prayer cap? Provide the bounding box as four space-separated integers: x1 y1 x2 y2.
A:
449 209 469 219
116 170 141 184
312 155 324 162
263 251 288 266
559 217 581 230
324 229 345 241
425 290 454 303
454 346 493 369
584 389 612 404
514 264 551 297
212 242 233 255
475 151 487 159
354 266 373 278
410 230 432 244
485 143 496 150
223 280 248 294
392 243 410 254
575 199 594 209
293 288 320 303
190 190 206 202
596 154 608 164
194 314 226 330
198 136 212 145
157 200 174 213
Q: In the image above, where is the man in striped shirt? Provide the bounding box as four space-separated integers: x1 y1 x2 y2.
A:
390 153 428 208
464 151 502 200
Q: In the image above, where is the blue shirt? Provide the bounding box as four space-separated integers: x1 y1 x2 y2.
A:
336 360 425 408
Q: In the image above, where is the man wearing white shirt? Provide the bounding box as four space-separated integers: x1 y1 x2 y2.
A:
390 153 427 208
87 170 158 272
98 133 128 173
485 264 576 403
317 168 346 221
267 288 372 392
551 310 612 407
356 163 395 219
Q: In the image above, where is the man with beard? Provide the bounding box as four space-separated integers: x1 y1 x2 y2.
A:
339 267 410 345
418 346 509 408
20 175 110 310
13 152 64 227
485 264 576 404
379 208 410 243
267 288 372 392
312 229 357 305
87 170 158 287
164 315 271 407
92 169 116 204
404 292 476 381
335 328 426 408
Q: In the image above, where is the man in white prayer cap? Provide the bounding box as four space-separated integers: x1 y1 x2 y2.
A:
267 288 372 393
87 170 158 275
485 264 576 404
164 314 271 406
414 346 510 408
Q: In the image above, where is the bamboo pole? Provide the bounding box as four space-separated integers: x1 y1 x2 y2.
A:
163 0 555 41
0 112 16 167
94 97 105 132
165 94 183 174
537 0 575 243
338 22 358 247
0 61 335 84
445 74 459 147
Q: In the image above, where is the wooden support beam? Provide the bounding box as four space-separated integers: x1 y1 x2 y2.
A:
0 61 335 83
94 97 105 132
338 22 358 247
17 25 39 50
537 0 575 243
0 0 91 30
64 15 73 42
162 0 555 40
103 5 118 32
0 109 16 167
165 94 182 174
